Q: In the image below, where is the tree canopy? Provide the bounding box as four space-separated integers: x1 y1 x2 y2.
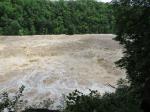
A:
114 0 150 89
0 0 115 35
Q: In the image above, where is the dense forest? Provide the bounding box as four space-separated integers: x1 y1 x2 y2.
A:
64 0 150 112
0 0 115 35
0 0 150 112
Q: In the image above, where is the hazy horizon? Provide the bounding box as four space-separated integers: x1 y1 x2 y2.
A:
97 0 111 2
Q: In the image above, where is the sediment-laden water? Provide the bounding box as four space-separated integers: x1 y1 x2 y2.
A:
0 34 125 107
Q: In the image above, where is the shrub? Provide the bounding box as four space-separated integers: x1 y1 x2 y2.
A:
63 81 142 112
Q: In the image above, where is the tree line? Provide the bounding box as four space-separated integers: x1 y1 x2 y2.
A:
0 0 115 35
1 0 150 112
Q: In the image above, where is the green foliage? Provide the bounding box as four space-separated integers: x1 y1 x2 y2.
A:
1 0 149 112
0 86 55 112
0 85 25 112
114 0 150 89
25 98 54 110
64 84 142 112
113 0 150 111
0 0 115 35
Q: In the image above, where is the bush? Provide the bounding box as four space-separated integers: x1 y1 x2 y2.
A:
0 85 25 112
63 80 142 112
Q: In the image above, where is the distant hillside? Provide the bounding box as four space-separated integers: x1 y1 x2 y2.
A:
0 0 115 35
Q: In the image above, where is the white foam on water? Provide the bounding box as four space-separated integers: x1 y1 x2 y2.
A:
0 34 125 108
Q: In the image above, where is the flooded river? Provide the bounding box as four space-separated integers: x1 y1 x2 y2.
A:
0 34 125 107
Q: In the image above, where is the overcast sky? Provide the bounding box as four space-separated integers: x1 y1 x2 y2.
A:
97 0 112 2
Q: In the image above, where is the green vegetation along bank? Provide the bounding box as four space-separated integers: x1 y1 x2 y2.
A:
0 0 115 35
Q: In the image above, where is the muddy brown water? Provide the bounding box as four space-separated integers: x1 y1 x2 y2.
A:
0 34 125 107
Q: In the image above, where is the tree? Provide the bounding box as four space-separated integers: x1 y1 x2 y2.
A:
114 0 150 89
0 0 116 35
0 86 25 112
